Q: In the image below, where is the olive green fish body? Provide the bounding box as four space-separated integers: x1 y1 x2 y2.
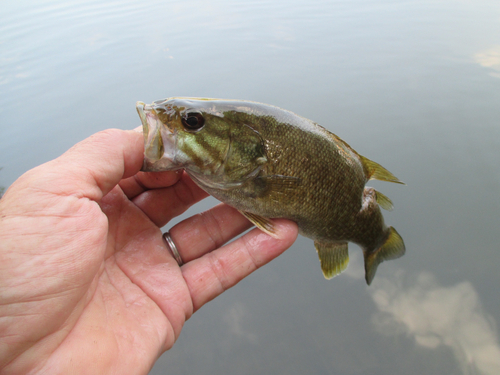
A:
137 98 405 284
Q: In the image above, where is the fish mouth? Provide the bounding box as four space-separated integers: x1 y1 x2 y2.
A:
136 101 179 172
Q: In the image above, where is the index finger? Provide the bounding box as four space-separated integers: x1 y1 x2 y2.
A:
119 170 183 200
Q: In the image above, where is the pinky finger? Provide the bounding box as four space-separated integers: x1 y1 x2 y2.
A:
181 219 298 313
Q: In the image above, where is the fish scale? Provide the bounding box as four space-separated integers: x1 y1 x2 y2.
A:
137 98 406 284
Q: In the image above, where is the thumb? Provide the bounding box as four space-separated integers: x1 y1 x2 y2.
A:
34 129 144 202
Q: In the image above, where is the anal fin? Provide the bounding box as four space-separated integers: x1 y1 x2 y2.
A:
314 241 349 279
239 211 279 239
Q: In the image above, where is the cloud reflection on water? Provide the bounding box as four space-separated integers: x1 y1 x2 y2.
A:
474 45 500 79
369 270 500 375
223 301 258 344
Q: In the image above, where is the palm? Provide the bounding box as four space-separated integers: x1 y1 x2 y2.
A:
35 174 204 373
40 193 179 373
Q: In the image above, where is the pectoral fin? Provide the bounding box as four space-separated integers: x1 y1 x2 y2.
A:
314 241 349 279
257 175 301 191
239 211 279 238
253 174 301 202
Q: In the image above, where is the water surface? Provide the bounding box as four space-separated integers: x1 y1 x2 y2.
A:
1 1 500 374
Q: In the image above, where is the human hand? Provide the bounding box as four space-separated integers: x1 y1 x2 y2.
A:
0 129 298 375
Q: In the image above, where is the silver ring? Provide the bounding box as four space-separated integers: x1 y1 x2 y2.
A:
163 232 184 266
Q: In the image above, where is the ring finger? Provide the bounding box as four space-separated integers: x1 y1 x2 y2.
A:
167 203 253 263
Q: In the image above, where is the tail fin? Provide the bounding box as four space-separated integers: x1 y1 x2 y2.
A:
359 155 405 185
364 227 405 285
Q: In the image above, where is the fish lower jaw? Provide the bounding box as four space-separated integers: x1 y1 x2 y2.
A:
142 157 180 172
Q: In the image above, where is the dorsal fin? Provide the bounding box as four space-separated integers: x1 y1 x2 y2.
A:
359 155 405 185
375 190 394 211
327 132 404 185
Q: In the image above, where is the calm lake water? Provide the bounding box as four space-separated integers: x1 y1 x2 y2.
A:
2 0 500 374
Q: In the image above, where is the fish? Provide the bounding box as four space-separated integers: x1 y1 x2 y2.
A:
136 98 405 285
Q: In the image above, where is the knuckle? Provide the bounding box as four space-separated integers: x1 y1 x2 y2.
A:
199 210 224 250
206 252 229 292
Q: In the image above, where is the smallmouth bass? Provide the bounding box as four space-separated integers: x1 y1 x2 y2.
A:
136 98 405 284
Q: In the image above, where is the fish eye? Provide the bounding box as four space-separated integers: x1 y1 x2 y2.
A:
182 112 205 131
